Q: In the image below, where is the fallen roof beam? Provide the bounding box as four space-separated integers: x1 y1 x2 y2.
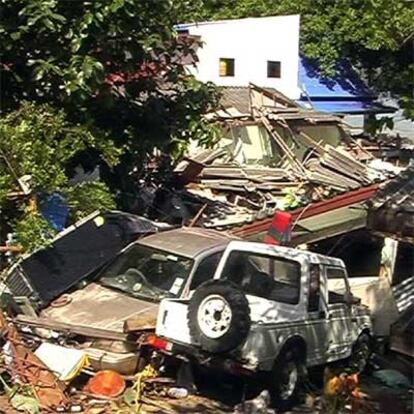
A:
230 184 379 238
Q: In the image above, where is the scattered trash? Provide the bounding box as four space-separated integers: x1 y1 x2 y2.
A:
119 364 158 412
0 311 69 409
322 369 373 414
34 343 88 382
0 376 40 414
167 386 189 399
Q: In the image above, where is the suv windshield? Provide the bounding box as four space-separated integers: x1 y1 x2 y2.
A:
98 244 194 301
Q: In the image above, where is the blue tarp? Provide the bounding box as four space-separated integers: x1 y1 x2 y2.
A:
299 99 393 114
39 193 70 232
298 57 372 99
297 57 394 114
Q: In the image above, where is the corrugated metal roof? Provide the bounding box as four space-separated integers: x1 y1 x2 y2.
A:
299 57 372 99
299 99 394 114
370 166 414 210
298 57 395 115
367 166 414 241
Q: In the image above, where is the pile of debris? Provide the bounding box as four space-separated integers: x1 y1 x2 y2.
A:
171 86 400 231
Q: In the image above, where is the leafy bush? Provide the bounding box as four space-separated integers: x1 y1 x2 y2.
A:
0 102 120 252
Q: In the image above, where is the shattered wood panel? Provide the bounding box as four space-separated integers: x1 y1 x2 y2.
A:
123 310 158 332
170 97 391 233
249 83 299 109
0 312 69 409
199 166 288 180
230 185 379 238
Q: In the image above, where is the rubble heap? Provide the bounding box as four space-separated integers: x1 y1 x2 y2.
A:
172 87 399 231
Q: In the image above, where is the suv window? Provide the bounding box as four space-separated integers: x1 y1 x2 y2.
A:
222 251 301 304
326 266 349 304
190 252 223 290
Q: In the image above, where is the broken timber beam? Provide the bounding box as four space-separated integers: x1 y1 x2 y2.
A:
15 315 132 342
260 116 307 177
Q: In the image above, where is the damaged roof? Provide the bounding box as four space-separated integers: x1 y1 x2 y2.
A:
220 86 285 114
149 86 402 238
367 166 414 242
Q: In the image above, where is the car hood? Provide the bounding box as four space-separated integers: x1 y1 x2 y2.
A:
41 283 158 332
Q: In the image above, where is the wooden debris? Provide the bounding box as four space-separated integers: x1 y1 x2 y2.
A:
0 311 69 409
15 314 132 342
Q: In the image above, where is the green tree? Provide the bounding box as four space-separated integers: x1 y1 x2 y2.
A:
0 0 220 208
175 0 414 118
0 102 119 252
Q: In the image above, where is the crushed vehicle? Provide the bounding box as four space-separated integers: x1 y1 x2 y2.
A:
4 225 239 374
154 240 373 409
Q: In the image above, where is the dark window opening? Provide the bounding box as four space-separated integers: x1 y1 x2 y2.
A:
190 252 223 290
309 230 383 278
219 58 235 77
222 251 301 305
267 61 281 78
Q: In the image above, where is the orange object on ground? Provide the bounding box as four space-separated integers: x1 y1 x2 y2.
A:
86 370 126 398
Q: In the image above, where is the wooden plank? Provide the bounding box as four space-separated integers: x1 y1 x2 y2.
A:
260 116 307 177
15 315 132 342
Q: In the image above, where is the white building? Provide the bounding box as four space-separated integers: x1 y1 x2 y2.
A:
176 15 302 100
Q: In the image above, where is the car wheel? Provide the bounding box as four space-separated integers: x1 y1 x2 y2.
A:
349 332 371 372
187 280 250 353
268 347 303 411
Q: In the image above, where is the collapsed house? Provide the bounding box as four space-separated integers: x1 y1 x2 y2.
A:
164 85 406 241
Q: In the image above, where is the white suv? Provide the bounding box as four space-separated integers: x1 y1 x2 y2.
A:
154 240 372 409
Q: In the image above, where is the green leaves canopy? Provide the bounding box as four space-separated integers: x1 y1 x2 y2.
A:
0 102 118 251
1 0 220 196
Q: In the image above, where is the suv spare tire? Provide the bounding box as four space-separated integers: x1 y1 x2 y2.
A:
188 280 251 353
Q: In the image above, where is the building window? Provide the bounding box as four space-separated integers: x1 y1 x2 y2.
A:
219 58 235 77
267 61 281 78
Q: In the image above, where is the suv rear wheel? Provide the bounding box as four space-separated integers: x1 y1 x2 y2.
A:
187 280 250 353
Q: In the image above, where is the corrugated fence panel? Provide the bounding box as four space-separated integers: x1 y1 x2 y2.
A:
392 277 414 313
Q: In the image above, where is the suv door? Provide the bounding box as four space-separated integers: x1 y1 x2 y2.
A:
324 265 355 361
306 263 328 365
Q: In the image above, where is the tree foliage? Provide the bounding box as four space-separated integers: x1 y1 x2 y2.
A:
0 102 118 252
0 0 221 255
0 0 221 201
175 0 414 118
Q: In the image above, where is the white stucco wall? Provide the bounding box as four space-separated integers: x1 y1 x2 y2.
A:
180 15 301 99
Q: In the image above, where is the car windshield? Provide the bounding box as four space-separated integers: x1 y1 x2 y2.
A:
98 244 194 301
